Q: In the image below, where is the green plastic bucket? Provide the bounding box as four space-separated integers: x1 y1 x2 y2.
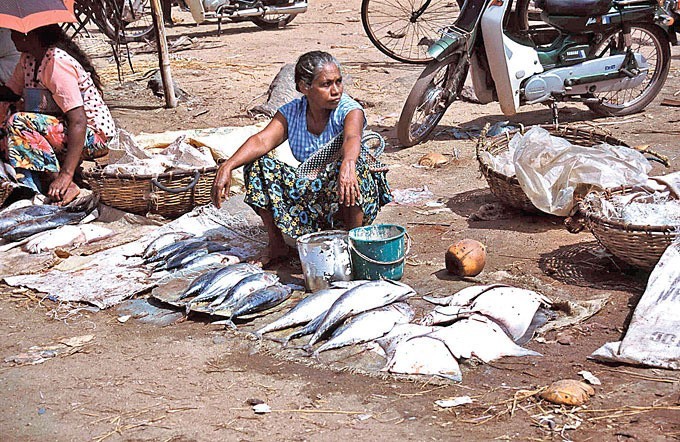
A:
348 224 409 280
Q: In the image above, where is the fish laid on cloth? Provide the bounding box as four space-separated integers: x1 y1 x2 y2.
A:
253 281 368 337
178 252 240 274
161 241 231 271
313 302 415 356
185 263 261 312
375 323 442 360
177 268 224 301
0 205 62 235
141 231 195 259
1 210 89 242
426 314 542 363
23 224 115 253
229 284 293 321
144 238 207 265
208 272 279 313
306 280 416 348
421 285 551 341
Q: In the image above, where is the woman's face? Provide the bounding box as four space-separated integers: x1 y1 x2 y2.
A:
10 31 40 54
302 63 343 110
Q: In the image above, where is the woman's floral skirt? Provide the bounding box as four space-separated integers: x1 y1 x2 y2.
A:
244 152 392 239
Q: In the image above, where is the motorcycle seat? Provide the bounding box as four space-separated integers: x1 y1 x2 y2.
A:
534 0 612 16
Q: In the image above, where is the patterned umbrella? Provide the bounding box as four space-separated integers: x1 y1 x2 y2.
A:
0 0 76 34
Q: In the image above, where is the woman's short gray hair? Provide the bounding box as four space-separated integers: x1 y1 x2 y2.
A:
294 51 341 92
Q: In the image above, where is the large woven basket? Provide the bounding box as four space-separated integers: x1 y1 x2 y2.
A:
476 124 650 213
82 166 217 219
580 186 679 270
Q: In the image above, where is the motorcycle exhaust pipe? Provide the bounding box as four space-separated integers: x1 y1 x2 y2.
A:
230 2 309 18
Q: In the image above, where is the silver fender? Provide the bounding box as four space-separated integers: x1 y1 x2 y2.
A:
480 0 543 115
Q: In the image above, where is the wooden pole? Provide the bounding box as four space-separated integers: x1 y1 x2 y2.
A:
149 0 177 108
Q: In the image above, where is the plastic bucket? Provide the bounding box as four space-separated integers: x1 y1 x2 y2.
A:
296 230 353 292
349 224 408 281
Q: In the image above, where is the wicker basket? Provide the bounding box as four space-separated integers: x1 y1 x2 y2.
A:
580 186 679 270
0 181 13 207
476 124 648 213
82 166 217 219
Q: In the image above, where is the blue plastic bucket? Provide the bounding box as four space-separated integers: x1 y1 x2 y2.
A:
348 224 408 280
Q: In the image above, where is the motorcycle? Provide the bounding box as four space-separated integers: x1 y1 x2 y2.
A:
73 0 307 44
397 0 678 146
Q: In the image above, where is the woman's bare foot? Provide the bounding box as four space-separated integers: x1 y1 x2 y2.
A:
250 243 291 269
56 182 81 207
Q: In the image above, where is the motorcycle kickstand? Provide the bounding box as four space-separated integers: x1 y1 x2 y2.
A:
550 101 559 126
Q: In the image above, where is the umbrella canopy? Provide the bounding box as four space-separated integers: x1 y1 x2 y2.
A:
0 0 76 34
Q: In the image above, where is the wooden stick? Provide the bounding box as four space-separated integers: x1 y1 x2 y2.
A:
230 407 364 415
600 367 678 384
149 0 177 108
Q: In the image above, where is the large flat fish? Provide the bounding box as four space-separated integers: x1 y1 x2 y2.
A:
254 284 359 337
0 204 61 234
420 305 470 326
427 314 542 363
231 284 292 320
307 280 416 348
1 211 88 242
375 323 441 361
386 335 462 382
423 284 508 306
141 231 194 259
208 272 279 313
313 302 414 356
23 224 114 253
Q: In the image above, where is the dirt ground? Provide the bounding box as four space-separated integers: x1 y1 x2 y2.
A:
2 1 680 440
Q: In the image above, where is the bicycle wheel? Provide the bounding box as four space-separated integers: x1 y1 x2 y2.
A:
587 24 670 117
397 53 469 146
250 0 298 29
95 0 155 43
361 0 460 64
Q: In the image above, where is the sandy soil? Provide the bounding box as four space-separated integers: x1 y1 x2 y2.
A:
2 0 680 440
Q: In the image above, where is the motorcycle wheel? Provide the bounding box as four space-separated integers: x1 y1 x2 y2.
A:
95 0 155 43
250 14 297 29
397 53 469 147
587 23 670 117
361 0 460 64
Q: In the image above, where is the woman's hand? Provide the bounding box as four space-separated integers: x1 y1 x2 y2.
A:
48 171 73 204
338 158 360 207
211 163 233 209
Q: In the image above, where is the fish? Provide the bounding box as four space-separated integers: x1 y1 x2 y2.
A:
185 264 261 312
144 238 207 264
23 224 114 253
0 204 62 234
254 280 368 337
179 252 240 273
422 284 508 306
1 211 88 242
375 323 441 361
208 272 279 313
162 242 231 271
421 285 550 341
230 284 292 321
280 312 326 346
306 280 416 348
426 314 542 363
141 231 194 259
177 268 224 301
313 302 414 356
385 335 462 382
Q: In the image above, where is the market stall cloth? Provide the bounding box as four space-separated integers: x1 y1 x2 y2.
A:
3 200 267 309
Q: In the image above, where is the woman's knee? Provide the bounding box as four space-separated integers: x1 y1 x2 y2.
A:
5 112 31 129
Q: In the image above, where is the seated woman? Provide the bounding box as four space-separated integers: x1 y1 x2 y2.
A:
0 25 115 206
212 51 391 267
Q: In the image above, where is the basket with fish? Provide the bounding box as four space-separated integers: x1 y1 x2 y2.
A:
475 124 667 214
577 185 680 270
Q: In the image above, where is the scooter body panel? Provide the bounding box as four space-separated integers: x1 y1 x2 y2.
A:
185 0 207 23
481 0 543 115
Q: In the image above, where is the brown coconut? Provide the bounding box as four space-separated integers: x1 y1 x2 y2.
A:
540 379 595 406
445 239 486 277
418 152 448 168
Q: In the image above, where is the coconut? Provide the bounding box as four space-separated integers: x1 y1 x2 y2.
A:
445 239 486 277
418 152 448 168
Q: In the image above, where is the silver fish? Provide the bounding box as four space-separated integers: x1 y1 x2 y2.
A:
163 242 231 271
2 211 88 242
280 312 326 346
179 252 240 274
185 264 261 312
208 272 279 313
230 284 292 320
254 285 356 337
177 268 223 301
426 314 542 363
307 280 416 348
0 204 61 234
313 302 414 356
141 231 194 259
144 238 206 264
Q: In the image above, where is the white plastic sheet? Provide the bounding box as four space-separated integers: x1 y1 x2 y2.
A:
512 127 651 216
591 237 680 369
